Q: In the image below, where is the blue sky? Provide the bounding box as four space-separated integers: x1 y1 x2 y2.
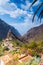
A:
0 0 43 35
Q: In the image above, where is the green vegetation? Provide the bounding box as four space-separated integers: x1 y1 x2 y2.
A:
36 41 43 53
17 57 40 65
3 46 9 51
0 41 4 56
0 48 4 56
7 40 43 56
0 46 9 56
0 39 42 65
0 40 43 57
28 42 37 49
28 41 43 55
9 49 19 55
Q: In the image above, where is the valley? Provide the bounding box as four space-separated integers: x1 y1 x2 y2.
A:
0 19 43 65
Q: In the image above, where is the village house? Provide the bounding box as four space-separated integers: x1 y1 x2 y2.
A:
1 29 15 51
2 38 14 51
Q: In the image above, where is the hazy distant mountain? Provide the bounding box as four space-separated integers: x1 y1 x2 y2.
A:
21 24 43 42
0 19 21 40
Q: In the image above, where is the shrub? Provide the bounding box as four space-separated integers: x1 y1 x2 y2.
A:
29 42 37 50
32 52 39 57
3 46 9 51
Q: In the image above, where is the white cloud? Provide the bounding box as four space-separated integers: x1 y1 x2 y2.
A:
9 13 39 35
0 0 33 19
21 0 40 11
9 12 43 35
0 0 42 35
0 1 33 19
0 0 9 5
21 0 32 11
0 0 31 18
10 9 28 18
0 0 36 35
0 1 17 15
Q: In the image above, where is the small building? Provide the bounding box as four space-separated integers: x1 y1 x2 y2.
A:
2 38 14 51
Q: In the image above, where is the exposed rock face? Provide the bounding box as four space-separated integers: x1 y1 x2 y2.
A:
21 24 43 42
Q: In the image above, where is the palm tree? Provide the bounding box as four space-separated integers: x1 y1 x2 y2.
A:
30 0 43 22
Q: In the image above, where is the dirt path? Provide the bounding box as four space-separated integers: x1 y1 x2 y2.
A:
0 54 13 63
0 54 33 64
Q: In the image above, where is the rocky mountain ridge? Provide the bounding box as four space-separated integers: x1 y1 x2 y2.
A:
21 24 43 42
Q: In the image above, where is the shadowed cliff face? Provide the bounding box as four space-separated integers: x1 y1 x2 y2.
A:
21 24 43 42
0 19 21 40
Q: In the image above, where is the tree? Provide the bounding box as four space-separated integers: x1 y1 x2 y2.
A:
30 0 43 22
36 41 43 53
28 42 37 50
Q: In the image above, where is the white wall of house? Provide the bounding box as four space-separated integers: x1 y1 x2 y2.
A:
0 60 5 65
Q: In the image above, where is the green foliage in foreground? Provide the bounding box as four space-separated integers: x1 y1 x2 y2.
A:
0 41 3 56
28 41 43 54
0 40 43 57
0 48 4 56
18 57 40 65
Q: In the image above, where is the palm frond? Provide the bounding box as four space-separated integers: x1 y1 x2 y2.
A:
38 10 43 22
30 0 37 8
32 2 43 22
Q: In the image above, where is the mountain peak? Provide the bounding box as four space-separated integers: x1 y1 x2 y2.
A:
0 19 21 40
21 24 43 42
